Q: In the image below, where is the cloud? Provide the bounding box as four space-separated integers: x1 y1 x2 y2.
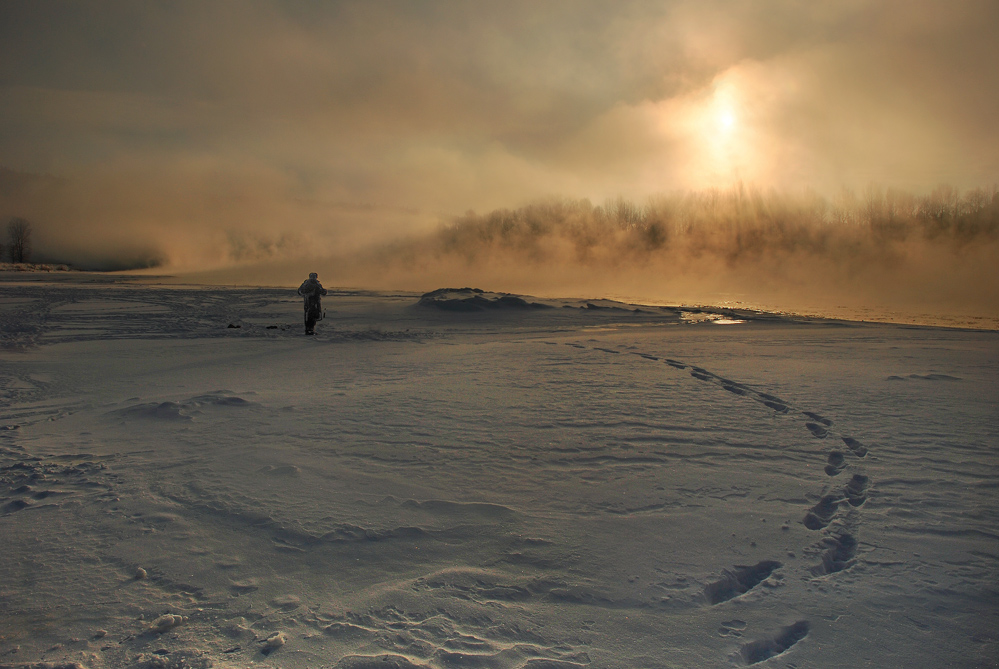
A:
0 0 996 275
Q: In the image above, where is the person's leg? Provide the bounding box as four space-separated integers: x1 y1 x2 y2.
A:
311 302 323 333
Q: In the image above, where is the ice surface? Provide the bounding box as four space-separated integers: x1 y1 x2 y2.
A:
0 274 996 668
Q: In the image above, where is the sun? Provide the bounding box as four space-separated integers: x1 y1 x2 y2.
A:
651 69 764 188
718 108 736 132
692 82 752 184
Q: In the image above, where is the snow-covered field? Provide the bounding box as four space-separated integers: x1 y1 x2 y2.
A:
0 275 996 668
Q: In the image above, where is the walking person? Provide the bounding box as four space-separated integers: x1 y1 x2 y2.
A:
297 272 328 335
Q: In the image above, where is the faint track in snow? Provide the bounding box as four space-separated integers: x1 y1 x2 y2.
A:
0 399 90 428
614 342 874 534
563 339 883 664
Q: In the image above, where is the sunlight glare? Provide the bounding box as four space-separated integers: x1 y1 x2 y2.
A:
718 109 736 132
649 63 777 190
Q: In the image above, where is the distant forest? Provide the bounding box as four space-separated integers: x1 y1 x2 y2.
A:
432 186 999 267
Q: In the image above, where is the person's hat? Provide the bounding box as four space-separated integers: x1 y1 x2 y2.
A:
309 272 318 279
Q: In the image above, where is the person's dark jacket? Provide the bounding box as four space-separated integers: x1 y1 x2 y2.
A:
297 278 327 316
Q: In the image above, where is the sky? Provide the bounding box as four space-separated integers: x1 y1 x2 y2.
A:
1 0 998 273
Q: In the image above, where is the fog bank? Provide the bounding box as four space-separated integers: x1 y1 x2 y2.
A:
1 1 996 323
0 166 434 271
326 186 999 327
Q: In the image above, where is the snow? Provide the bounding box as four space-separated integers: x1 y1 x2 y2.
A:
0 274 996 668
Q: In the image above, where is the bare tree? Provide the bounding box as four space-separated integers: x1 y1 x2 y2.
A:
8 217 31 263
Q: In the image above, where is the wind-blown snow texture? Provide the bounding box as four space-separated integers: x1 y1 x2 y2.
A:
0 276 996 668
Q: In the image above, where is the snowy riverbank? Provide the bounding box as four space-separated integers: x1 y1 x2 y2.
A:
0 277 996 668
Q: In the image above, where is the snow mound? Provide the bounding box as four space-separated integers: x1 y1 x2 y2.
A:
106 390 257 422
417 287 553 311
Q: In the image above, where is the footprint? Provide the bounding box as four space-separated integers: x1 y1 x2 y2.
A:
271 594 301 610
737 621 810 665
718 619 747 638
842 437 868 457
665 359 686 369
231 578 260 594
704 560 782 604
824 451 846 477
723 385 747 396
802 411 832 426
802 495 841 530
4 498 31 512
810 533 858 575
690 371 712 381
805 422 829 439
751 392 790 412
637 353 659 361
844 474 870 507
